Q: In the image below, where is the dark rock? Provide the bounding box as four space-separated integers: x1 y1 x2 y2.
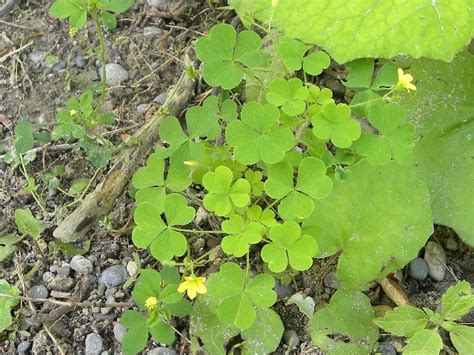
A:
274 282 294 300
28 285 48 299
100 265 127 287
409 257 429 281
283 330 300 348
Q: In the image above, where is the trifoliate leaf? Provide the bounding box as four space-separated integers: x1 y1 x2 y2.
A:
354 103 415 165
132 194 195 261
403 328 443 355
221 214 265 257
449 324 474 355
14 208 41 239
185 96 221 140
246 205 276 228
241 308 284 354
79 138 112 168
400 52 474 246
304 160 433 290
49 0 88 28
306 85 334 116
195 23 262 89
252 0 474 62
52 110 86 141
312 102 361 148
207 263 276 330
265 78 309 116
202 166 251 216
373 306 428 337
244 170 264 197
440 281 474 321
225 102 294 165
278 37 310 71
149 321 175 344
220 99 238 122
310 290 378 354
261 220 317 273
264 157 333 220
303 51 330 76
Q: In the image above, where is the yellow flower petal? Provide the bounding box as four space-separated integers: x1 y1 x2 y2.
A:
177 275 207 300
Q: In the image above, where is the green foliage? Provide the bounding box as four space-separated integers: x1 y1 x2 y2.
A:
221 214 265 257
0 280 20 332
14 208 41 239
121 267 191 354
277 37 330 75
0 233 21 262
309 290 378 354
265 78 308 116
132 194 195 261
206 263 276 329
261 220 317 272
374 281 474 355
244 0 474 62
195 23 263 89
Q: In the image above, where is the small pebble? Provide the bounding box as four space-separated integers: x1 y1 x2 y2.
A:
100 265 128 287
153 93 168 105
283 330 300 348
28 285 48 299
48 276 75 292
274 282 295 300
17 340 31 353
113 323 127 343
70 255 93 274
97 283 106 297
409 257 429 281
143 26 162 37
101 295 115 315
75 56 86 67
42 271 54 283
85 333 103 355
424 241 447 281
27 50 47 68
52 61 67 72
136 104 149 114
147 348 177 355
126 260 139 277
377 342 397 355
147 0 171 8
445 238 458 251
57 265 71 277
105 286 118 297
323 271 340 289
101 63 129 86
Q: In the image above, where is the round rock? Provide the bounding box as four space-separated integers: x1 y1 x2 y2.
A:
409 257 429 281
28 285 48 299
113 323 127 343
75 56 87 67
283 330 300 348
48 276 75 292
85 333 103 355
274 282 295 300
153 92 168 105
424 241 447 281
17 341 32 353
377 342 397 355
147 348 176 355
70 255 93 274
126 260 139 277
101 63 129 86
147 0 171 9
100 265 128 287
323 271 340 289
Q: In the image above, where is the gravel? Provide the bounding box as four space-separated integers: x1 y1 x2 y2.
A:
48 276 75 292
17 341 31 353
70 255 94 274
323 271 340 289
153 92 168 105
52 61 67 72
424 241 447 281
27 50 47 68
147 348 177 355
147 0 172 9
101 63 129 86
377 342 397 355
126 260 139 276
283 330 300 348
85 333 103 355
143 26 162 37
28 285 48 299
136 104 149 114
113 323 127 343
409 257 429 281
75 56 87 67
100 265 128 287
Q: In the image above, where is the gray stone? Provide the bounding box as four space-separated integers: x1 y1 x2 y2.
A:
48 276 75 292
57 265 71 277
153 92 168 105
323 271 340 289
377 342 397 355
70 255 93 274
274 282 294 300
143 26 162 37
409 257 429 281
42 271 54 283
126 260 139 276
113 323 127 343
27 51 47 68
101 63 129 86
17 340 31 353
147 347 176 355
283 330 300 348
445 238 458 251
77 70 99 82
75 56 86 67
52 61 67 72
101 295 115 315
424 241 447 281
136 104 149 114
100 265 128 287
85 333 103 355
147 0 171 9
28 285 48 299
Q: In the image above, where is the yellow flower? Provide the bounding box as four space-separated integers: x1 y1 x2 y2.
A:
144 296 158 311
177 275 207 300
396 68 416 92
69 109 78 116
68 27 78 37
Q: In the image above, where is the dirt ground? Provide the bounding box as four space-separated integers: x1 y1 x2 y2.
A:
0 1 473 354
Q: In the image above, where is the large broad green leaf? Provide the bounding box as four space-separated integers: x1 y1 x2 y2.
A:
241 0 474 62
309 290 378 354
241 308 283 354
401 52 474 246
304 159 433 290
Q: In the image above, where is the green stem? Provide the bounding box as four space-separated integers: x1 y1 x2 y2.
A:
19 155 46 213
349 88 396 109
172 227 225 235
91 10 107 112
193 245 221 263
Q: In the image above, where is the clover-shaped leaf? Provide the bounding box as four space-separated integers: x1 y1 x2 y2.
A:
306 85 334 116
185 96 221 140
261 220 317 273
132 194 195 261
264 157 333 220
353 103 415 165
221 214 265 257
195 23 262 89
132 151 192 210
246 205 277 228
13 121 35 154
49 0 88 28
203 166 251 216
207 263 277 329
265 78 309 116
303 51 330 76
155 116 205 163
312 102 361 148
244 170 264 197
225 102 294 165
278 37 310 71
